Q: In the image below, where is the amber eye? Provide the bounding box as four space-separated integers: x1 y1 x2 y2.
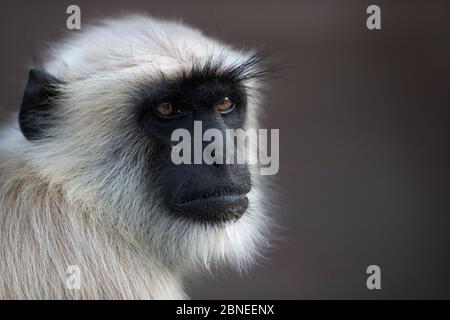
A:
215 97 235 114
154 102 175 117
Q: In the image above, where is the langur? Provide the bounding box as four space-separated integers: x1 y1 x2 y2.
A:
0 15 273 299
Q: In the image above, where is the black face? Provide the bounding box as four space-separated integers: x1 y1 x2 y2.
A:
136 70 252 225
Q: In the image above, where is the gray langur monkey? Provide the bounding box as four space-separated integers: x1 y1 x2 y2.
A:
0 15 273 299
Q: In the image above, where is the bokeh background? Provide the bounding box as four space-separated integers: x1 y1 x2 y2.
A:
0 0 449 299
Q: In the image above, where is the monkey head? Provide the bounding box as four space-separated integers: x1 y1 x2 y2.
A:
18 15 273 271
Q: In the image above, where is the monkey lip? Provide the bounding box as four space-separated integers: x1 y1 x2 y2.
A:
174 193 249 223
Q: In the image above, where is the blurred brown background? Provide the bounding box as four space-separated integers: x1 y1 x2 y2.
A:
0 0 449 299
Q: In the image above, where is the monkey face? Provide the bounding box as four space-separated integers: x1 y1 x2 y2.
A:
135 71 253 225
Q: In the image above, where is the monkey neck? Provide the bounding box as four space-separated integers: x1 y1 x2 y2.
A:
0 159 186 299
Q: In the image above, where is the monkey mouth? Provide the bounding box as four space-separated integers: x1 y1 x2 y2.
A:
174 189 250 224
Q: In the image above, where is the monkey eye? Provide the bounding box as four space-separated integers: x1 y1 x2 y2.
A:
154 102 175 117
215 97 235 115
154 102 185 118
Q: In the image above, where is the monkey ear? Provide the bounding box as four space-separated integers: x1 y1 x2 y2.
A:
19 69 60 141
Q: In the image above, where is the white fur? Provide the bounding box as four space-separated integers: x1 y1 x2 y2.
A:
0 15 271 299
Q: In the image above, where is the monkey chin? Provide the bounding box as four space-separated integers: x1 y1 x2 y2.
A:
174 194 250 225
